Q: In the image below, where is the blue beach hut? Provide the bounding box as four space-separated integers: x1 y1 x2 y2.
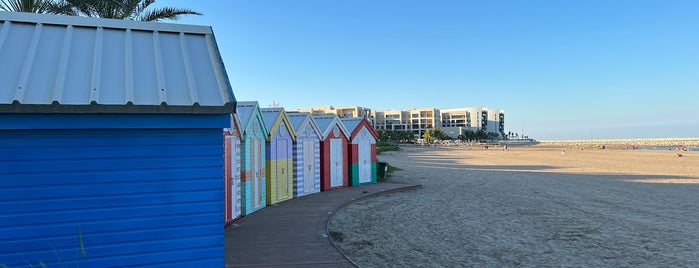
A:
236 101 268 215
0 12 236 267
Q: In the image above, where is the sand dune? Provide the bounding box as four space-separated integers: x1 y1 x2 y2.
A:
328 146 699 267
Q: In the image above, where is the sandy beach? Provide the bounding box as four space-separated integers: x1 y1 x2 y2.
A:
328 146 699 267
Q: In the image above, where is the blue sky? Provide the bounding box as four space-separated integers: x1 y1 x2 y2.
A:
157 1 698 140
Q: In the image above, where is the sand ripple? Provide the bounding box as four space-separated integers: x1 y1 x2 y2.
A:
328 146 699 267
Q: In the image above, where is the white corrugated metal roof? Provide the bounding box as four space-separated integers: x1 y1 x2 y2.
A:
313 115 350 139
260 107 283 132
287 112 308 131
287 112 321 139
260 107 296 141
236 101 258 129
0 11 235 114
341 117 379 140
340 117 362 133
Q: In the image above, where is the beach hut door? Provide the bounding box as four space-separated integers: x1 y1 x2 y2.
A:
358 142 371 183
252 139 262 208
303 139 315 193
330 138 344 187
277 140 290 200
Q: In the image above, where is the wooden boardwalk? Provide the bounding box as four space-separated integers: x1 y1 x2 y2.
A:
224 182 422 267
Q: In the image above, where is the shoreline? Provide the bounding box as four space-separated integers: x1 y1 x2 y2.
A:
535 137 699 148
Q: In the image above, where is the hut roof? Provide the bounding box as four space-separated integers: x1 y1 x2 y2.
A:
287 112 322 139
341 117 379 140
260 107 296 141
0 12 235 114
313 114 350 140
236 101 268 137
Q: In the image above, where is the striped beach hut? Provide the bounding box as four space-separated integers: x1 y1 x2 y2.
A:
237 101 268 215
341 117 380 186
313 115 350 191
223 113 243 225
287 112 321 197
0 12 235 267
260 107 296 205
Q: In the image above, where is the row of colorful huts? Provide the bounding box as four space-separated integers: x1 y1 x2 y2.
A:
0 11 378 267
224 101 379 225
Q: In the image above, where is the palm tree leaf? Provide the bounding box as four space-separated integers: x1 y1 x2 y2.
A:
134 0 154 17
118 0 141 20
48 1 79 15
139 7 201 21
1 0 55 13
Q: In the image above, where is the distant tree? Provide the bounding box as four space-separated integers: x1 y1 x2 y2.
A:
52 0 201 21
476 129 488 141
431 128 451 141
377 130 390 141
398 131 415 143
1 0 54 13
422 129 434 143
459 129 476 141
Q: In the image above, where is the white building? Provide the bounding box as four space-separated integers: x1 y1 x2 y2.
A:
299 105 506 139
407 108 441 137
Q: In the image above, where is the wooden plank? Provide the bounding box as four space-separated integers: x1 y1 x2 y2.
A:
225 182 421 267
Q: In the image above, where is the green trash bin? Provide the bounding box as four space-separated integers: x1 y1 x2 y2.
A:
377 162 388 179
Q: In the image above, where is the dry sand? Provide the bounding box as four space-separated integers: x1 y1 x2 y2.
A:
328 146 699 267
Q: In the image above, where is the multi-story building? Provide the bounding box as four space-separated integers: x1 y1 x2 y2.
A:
298 105 505 139
371 110 410 131
486 109 505 136
294 106 371 119
335 106 371 118
295 106 336 116
408 108 441 137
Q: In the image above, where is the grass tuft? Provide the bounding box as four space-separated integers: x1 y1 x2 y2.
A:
376 141 400 155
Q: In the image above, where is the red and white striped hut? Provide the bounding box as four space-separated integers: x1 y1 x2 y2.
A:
341 117 379 186
223 113 242 225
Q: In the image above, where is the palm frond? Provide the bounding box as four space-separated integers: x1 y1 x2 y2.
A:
119 0 142 20
138 7 201 21
134 0 154 17
48 1 79 16
1 0 55 13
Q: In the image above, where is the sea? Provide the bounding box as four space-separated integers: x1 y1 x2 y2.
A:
639 147 699 152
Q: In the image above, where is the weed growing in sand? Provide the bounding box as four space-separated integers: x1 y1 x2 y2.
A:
376 142 400 154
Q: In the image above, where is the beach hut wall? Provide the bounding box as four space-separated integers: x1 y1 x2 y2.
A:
260 107 296 204
341 117 380 185
224 113 243 225
287 113 322 197
0 12 236 267
313 115 351 191
236 101 268 215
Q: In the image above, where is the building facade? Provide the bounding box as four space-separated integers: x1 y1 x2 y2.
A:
297 105 505 139
295 106 371 118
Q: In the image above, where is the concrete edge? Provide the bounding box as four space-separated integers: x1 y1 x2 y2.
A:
324 183 424 267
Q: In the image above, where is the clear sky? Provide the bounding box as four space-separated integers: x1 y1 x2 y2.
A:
157 1 698 140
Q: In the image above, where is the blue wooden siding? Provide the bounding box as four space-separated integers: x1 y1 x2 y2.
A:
0 129 224 267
